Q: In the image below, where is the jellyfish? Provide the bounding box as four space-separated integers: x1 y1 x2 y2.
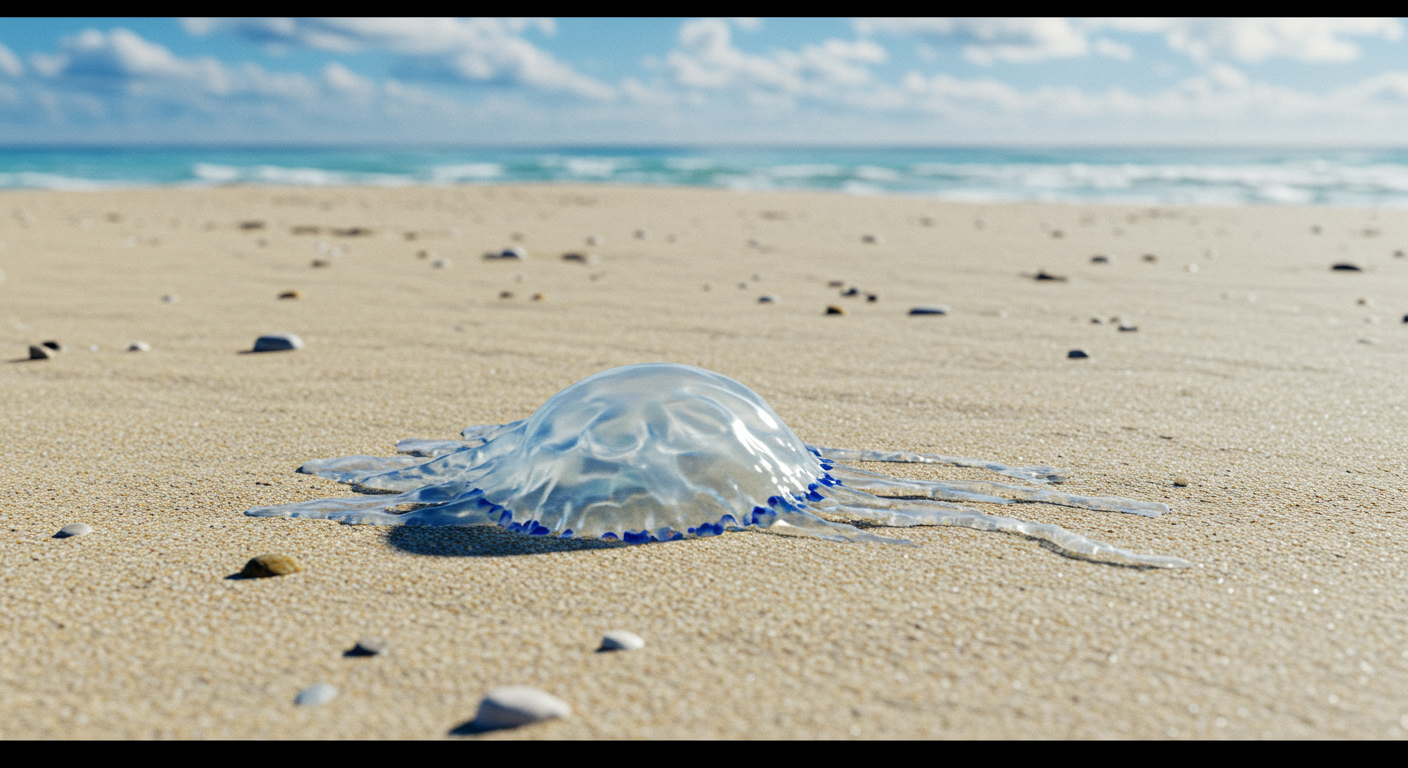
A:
246 364 1189 568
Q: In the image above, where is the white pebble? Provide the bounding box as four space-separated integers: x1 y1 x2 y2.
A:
473 686 570 730
54 523 92 538
128 342 151 352
294 683 338 706
599 630 645 651
1173 474 1190 487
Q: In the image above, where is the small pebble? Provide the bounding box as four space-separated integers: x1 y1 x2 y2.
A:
347 637 389 657
499 291 514 299
54 523 92 539
417 250 430 259
1090 317 1104 324
1332 262 1363 271
1142 254 1158 263
433 259 452 269
865 293 878 302
861 234 882 244
758 295 776 303
1118 324 1138 332
41 340 64 352
909 306 948 316
1357 298 1373 306
162 294 179 303
532 293 546 302
240 553 305 578
825 306 845 316
294 683 337 707
598 630 646 652
28 345 54 360
840 287 860 297
1173 474 1190 487
1402 314 1408 324
561 252 593 264
128 341 151 352
1067 349 1090 359
586 235 601 246
1034 271 1067 282
252 334 304 352
311 259 331 268
1091 254 1112 264
278 289 304 300
826 280 845 288
472 686 571 731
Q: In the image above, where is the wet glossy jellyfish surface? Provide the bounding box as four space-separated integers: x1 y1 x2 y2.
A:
246 363 1189 568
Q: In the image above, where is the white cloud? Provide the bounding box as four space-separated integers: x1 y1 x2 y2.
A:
184 17 613 100
322 62 375 100
1152 18 1403 64
858 18 1405 66
665 18 886 101
0 43 23 77
855 18 1093 65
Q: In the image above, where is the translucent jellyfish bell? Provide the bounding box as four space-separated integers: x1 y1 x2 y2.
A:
246 363 1190 567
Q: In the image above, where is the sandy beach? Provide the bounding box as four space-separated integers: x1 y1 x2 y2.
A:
1 183 1405 738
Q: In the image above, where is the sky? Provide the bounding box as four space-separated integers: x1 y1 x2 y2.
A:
2 17 1408 146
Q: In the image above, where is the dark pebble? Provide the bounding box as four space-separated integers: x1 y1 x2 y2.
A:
1091 254 1111 263
1118 324 1138 332
865 293 878 302
1332 262 1363 271
1034 271 1067 282
841 287 860 297
252 334 303 352
28 345 54 360
41 340 64 352
346 637 389 657
909 306 948 316
240 553 305 578
1068 349 1090 359
1142 254 1158 263
826 306 845 316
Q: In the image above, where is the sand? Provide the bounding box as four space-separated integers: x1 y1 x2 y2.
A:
0 184 1405 739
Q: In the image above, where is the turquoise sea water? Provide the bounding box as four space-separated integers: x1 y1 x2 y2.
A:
4 146 1408 206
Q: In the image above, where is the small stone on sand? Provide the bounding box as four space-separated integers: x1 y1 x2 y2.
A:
472 686 570 730
240 553 305 578
1067 349 1090 359
486 247 525 260
1142 254 1158 263
1118 324 1138 332
841 287 860 297
826 306 845 316
278 290 304 300
347 637 389 657
252 334 304 353
42 340 64 352
561 252 593 264
532 293 546 302
1091 254 1112 263
826 280 844 288
499 291 514 299
758 295 776 303
861 234 882 244
909 306 948 316
1173 474 1190 487
1332 262 1363 272
598 630 646 651
128 342 151 352
433 259 452 269
1034 271 1067 282
28 345 54 360
54 523 92 539
417 250 430 259
586 235 601 246
294 683 337 707
311 259 330 268
162 294 179 303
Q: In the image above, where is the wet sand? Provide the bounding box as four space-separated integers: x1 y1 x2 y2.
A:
1 184 1405 738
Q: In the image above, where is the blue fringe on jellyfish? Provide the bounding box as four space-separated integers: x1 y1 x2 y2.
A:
245 363 1190 568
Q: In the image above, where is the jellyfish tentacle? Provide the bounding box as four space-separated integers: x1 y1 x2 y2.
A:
460 421 522 442
810 489 1190 568
245 481 482 525
810 445 1067 484
826 465 1169 517
297 455 432 484
751 501 915 546
395 438 478 458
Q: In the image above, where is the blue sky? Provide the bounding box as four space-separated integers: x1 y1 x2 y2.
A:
2 18 1408 145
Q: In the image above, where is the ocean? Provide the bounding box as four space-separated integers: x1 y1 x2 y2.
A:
4 146 1408 207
